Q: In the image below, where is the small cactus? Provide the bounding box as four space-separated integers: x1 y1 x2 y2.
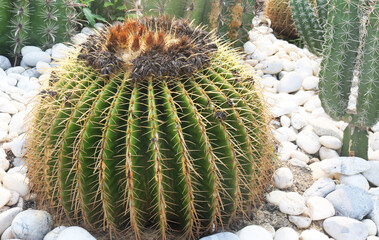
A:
0 0 79 63
26 16 275 239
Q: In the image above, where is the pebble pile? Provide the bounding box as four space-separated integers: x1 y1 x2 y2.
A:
0 21 378 240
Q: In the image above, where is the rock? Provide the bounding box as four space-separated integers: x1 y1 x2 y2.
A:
36 61 52 75
0 168 6 181
299 229 329 240
272 100 298 117
52 43 71 61
368 196 379 237
274 127 297 143
43 226 67 240
1 226 15 240
319 147 339 160
7 191 20 206
278 141 298 161
362 219 377 236
237 225 273 240
288 216 311 229
290 158 308 168
363 161 379 187
302 76 318 90
267 190 286 206
0 97 18 114
295 90 315 106
304 96 321 112
56 226 96 240
279 192 306 215
309 117 343 140
6 67 25 75
12 210 53 240
94 23 104 30
309 162 329 180
340 174 370 191
280 115 291 128
261 58 283 74
23 51 51 67
277 72 303 93
273 167 293 189
370 132 379 151
290 113 307 130
199 232 239 240
0 155 9 171
21 69 40 78
9 111 27 135
0 113 11 124
81 27 95 36
244 42 257 54
0 207 23 235
274 227 298 240
368 236 379 240
306 196 335 220
0 56 11 70
21 46 42 56
303 177 336 200
290 151 310 163
320 157 370 175
323 216 368 240
10 134 26 158
326 185 373 220
296 130 320 154
2 173 29 197
0 187 11 208
319 136 342 150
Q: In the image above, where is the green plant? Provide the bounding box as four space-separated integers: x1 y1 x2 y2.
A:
319 0 378 159
0 0 79 63
26 16 275 239
80 0 257 47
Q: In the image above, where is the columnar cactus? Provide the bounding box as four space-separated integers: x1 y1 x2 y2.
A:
319 0 378 159
86 0 257 47
0 0 79 63
26 16 275 239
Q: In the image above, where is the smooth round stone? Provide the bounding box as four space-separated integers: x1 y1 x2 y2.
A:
7 191 20 206
5 67 25 75
21 69 40 78
302 76 318 90
296 130 320 154
2 226 15 239
309 117 343 140
52 43 71 61
323 216 368 240
340 174 370 191
237 225 273 240
0 98 18 114
200 232 239 240
273 167 293 189
280 115 291 128
362 219 377 236
326 185 373 220
94 23 104 29
0 187 11 208
267 190 286 206
282 59 296 71
290 113 307 130
306 196 335 220
274 227 299 240
371 132 379 151
274 127 297 143
294 91 315 106
277 72 303 93
43 226 67 240
2 173 29 197
22 51 51 67
10 134 26 158
0 56 11 70
0 168 6 181
246 59 259 67
244 41 257 54
288 216 311 229
36 61 52 75
368 197 379 237
81 27 95 36
319 147 339 160
309 162 329 180
57 227 95 240
304 97 321 112
278 141 298 162
0 113 11 124
4 76 17 86
320 157 370 175
9 111 27 135
0 207 23 235
319 136 342 150
21 46 42 56
261 58 283 74
289 158 308 168
363 161 379 187
368 236 379 240
279 192 306 215
303 177 336 200
299 229 329 240
0 156 9 171
290 151 309 163
12 210 53 240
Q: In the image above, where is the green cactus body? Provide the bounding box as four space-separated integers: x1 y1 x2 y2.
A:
26 17 274 239
319 0 361 120
289 0 324 55
0 0 78 62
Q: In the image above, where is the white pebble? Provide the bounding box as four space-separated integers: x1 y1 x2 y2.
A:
323 216 368 240
319 136 342 150
306 196 335 220
300 229 329 240
362 219 377 236
302 76 319 90
12 210 54 240
363 161 379 187
0 187 11 208
273 167 293 189
0 207 23 235
280 115 291 128
10 133 26 158
278 141 298 162
261 58 283 74
340 174 370 191
320 157 370 175
244 42 257 54
274 227 299 240
319 147 339 160
267 190 286 206
290 113 307 130
277 72 303 93
309 117 343 140
2 173 29 197
1 226 15 239
6 190 20 206
23 51 51 67
279 192 306 215
288 216 311 229
290 151 310 163
296 130 320 154
9 111 27 135
289 158 308 168
309 162 329 180
237 225 273 240
199 232 239 240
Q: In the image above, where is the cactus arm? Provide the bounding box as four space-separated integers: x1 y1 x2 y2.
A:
290 0 324 55
164 0 191 18
318 0 361 120
159 81 198 237
58 77 106 218
341 125 369 159
0 0 12 56
9 0 30 63
219 0 245 44
189 0 212 26
356 3 379 127
315 0 328 28
236 0 256 47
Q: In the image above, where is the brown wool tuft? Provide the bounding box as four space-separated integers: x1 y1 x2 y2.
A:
76 16 217 82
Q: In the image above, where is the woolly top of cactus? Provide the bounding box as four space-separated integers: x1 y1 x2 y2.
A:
77 16 218 82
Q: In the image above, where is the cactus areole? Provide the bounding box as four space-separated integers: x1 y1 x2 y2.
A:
26 17 274 239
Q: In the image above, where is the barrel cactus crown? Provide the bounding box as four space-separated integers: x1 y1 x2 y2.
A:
26 16 275 239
